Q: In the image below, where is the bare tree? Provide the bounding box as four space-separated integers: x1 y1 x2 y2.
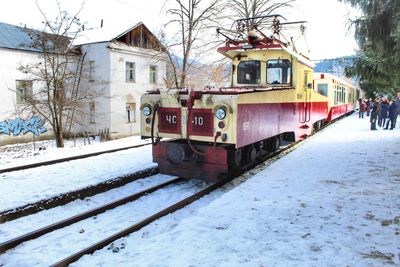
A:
227 0 294 29
163 0 226 88
17 1 101 147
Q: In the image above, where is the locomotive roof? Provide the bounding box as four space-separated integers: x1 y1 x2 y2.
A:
217 38 314 68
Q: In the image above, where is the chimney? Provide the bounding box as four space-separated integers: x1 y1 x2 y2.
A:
101 19 103 28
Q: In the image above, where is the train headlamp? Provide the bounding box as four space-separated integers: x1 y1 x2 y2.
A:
215 107 226 120
143 106 152 116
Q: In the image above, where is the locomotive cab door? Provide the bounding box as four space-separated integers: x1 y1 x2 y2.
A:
300 70 312 123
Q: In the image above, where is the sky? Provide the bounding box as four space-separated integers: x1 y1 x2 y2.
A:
0 115 399 266
0 0 359 60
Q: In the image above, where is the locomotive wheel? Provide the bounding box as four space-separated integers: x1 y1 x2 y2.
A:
228 148 243 172
233 149 243 168
266 136 280 152
247 145 259 164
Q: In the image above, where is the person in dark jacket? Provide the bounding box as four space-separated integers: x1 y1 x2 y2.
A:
366 98 372 116
378 97 389 127
385 100 397 130
370 99 379 130
394 91 400 128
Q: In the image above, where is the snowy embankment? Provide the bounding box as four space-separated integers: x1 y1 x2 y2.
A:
0 138 156 213
0 136 149 168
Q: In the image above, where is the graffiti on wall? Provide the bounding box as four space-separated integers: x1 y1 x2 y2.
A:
0 116 47 136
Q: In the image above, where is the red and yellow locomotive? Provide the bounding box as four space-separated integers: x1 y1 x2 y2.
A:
140 17 358 181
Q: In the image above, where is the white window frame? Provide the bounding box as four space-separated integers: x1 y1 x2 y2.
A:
89 60 95 81
89 101 96 124
126 62 136 82
16 80 33 105
150 65 157 84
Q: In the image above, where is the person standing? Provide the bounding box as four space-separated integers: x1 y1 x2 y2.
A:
370 99 379 130
359 98 366 119
366 98 372 116
395 91 400 128
386 99 397 130
379 97 389 127
376 97 381 125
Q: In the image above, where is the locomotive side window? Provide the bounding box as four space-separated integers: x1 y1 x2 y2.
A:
237 60 261 84
317 83 328 96
266 59 291 84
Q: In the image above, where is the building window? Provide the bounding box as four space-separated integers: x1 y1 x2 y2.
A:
126 62 136 82
89 101 95 124
16 80 33 105
89 60 95 81
237 60 261 84
126 102 136 123
266 59 291 84
150 65 157 84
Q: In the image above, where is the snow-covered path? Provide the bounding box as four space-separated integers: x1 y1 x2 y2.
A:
0 114 399 266
74 115 399 266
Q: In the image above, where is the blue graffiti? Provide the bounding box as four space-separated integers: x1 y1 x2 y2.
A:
0 116 47 136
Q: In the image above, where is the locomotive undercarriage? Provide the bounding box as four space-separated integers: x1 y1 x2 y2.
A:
153 132 295 182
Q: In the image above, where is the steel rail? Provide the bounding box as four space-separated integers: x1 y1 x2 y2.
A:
0 177 183 254
0 143 151 173
50 179 227 267
0 167 159 224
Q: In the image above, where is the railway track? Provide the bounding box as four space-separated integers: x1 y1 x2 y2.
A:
50 179 227 267
0 176 226 266
0 142 151 173
0 166 159 223
47 138 309 266
0 177 183 254
0 121 337 265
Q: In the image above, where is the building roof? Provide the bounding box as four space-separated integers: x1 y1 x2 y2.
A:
73 22 144 46
0 22 42 52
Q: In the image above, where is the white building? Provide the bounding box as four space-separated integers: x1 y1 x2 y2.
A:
75 22 168 138
0 22 168 144
0 23 42 119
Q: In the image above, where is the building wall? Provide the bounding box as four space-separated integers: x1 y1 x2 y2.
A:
0 37 168 143
107 42 167 137
0 48 42 120
77 42 112 135
0 48 53 145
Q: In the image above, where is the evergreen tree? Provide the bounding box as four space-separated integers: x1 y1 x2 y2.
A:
340 0 400 97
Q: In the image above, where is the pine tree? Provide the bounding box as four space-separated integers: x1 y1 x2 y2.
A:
340 0 400 96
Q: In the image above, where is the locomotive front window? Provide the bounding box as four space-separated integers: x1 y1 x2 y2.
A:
266 59 291 84
237 60 261 84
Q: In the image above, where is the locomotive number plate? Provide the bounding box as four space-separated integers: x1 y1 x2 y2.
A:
188 109 213 137
158 108 181 134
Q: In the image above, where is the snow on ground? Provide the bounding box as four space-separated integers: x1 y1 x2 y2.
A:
0 141 156 213
0 176 208 266
75 115 400 267
0 135 149 168
0 114 399 266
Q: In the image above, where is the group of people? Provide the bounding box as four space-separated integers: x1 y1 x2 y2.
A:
358 91 400 130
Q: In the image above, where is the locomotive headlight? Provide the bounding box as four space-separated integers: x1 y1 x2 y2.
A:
215 107 226 120
143 106 152 116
